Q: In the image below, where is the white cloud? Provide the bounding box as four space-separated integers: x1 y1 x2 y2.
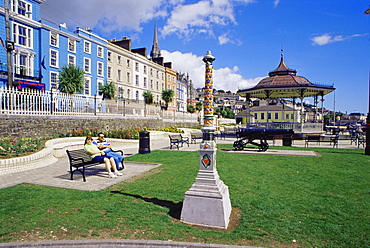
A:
274 0 280 8
311 33 368 46
161 0 254 39
161 50 260 92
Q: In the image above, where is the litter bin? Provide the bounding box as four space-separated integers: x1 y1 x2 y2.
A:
282 135 292 146
139 131 150 154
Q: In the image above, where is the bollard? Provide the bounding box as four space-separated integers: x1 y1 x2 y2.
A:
282 134 293 146
139 131 150 154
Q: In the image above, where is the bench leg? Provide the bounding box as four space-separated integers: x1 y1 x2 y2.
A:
70 166 86 182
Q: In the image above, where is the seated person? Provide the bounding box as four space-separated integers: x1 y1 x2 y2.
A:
84 136 122 178
93 132 124 170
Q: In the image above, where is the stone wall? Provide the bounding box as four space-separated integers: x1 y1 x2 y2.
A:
0 115 198 138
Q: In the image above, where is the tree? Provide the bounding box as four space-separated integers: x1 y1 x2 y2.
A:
143 91 153 104
58 64 85 94
187 105 195 113
161 89 174 110
99 81 116 100
195 101 203 112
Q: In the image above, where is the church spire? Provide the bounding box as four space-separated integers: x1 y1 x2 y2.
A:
150 23 161 58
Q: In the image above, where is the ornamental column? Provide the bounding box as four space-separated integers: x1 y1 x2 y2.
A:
180 51 231 229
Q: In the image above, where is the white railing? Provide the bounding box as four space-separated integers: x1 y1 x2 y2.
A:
0 87 199 122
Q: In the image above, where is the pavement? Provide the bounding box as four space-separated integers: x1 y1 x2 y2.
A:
0 135 363 248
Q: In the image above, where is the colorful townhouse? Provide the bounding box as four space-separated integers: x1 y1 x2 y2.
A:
0 0 44 90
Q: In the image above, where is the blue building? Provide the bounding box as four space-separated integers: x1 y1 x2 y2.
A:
0 0 44 90
40 20 80 91
38 23 107 95
74 27 107 96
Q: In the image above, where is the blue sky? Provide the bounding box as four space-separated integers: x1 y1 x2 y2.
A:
41 0 370 114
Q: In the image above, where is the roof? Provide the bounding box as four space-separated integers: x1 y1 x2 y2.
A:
237 55 335 99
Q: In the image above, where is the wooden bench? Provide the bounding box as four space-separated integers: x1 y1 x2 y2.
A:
191 133 203 144
169 134 189 150
305 135 338 148
66 148 124 182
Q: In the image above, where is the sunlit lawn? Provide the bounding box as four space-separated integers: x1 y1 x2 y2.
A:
1 145 369 247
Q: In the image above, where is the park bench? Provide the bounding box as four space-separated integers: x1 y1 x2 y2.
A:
191 133 203 144
305 135 338 148
66 148 124 182
169 134 189 150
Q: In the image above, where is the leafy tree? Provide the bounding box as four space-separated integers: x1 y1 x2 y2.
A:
143 91 153 104
99 81 116 99
195 101 203 112
58 64 85 94
187 105 195 113
161 89 174 110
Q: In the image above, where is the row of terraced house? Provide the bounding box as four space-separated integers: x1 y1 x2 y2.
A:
0 0 196 115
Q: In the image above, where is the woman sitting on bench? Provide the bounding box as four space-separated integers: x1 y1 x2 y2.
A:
84 136 122 178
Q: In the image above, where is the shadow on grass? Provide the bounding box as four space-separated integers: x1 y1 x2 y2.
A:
111 191 183 220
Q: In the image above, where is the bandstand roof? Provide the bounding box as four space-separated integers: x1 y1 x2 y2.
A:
237 55 335 99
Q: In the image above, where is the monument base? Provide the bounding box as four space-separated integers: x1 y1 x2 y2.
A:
180 171 231 229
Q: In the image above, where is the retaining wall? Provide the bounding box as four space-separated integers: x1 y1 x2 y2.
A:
0 115 198 138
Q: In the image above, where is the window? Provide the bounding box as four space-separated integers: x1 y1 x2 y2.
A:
268 113 271 120
50 33 58 47
12 0 31 18
135 91 139 100
286 114 289 120
68 39 75 52
127 89 130 99
97 62 103 76
118 56 121 64
275 113 279 120
107 66 111 78
108 52 111 61
150 68 153 76
261 113 265 120
143 77 147 87
97 80 104 95
84 41 91 54
13 23 32 47
68 54 75 65
84 57 91 73
135 75 139 86
50 72 58 90
97 46 103 58
291 114 294 119
150 80 153 89
84 77 90 95
18 54 27 75
126 59 130 67
50 49 58 67
143 66 147 74
254 113 258 120
135 62 139 71
118 69 121 81
156 70 159 78
156 81 159 90
127 72 130 83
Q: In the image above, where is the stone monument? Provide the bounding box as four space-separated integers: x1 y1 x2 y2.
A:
180 51 231 229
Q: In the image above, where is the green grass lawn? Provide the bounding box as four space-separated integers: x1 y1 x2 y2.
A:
1 145 369 247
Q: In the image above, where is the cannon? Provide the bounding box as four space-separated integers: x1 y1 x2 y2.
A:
233 128 294 152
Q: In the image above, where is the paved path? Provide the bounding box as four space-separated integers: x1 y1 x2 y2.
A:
0 135 363 248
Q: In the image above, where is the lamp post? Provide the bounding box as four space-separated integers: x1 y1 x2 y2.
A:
180 51 231 229
364 7 370 155
4 0 14 88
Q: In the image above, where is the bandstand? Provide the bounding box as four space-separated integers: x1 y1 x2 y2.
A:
237 54 335 132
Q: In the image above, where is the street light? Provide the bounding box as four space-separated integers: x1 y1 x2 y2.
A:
364 6 370 155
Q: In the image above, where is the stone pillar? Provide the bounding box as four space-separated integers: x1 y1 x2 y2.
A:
180 51 231 229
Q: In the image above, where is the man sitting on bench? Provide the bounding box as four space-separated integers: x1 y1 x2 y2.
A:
93 133 124 170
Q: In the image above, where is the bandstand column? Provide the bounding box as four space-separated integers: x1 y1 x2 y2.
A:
180 51 231 229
